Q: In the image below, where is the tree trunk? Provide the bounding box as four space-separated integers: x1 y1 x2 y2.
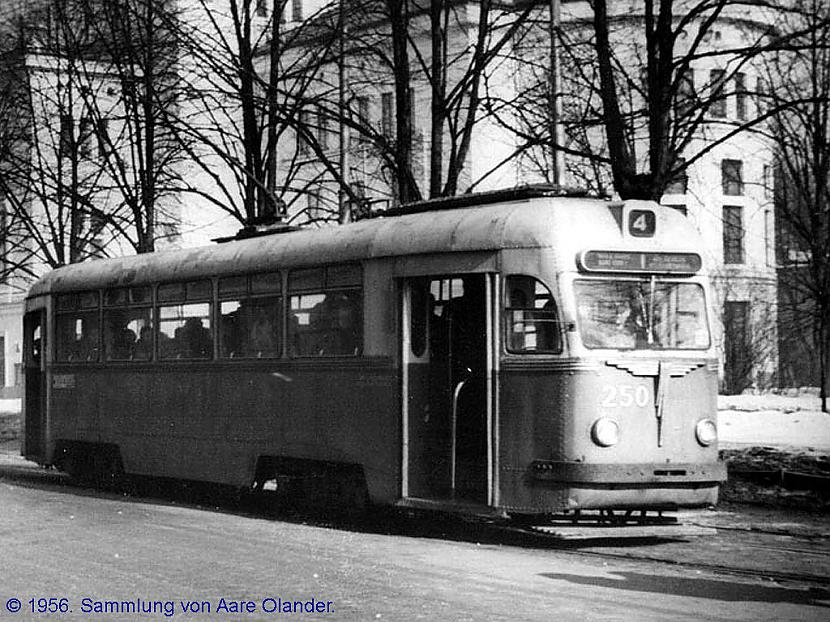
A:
388 0 420 204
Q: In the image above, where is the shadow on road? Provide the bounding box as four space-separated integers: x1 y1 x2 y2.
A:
540 571 830 607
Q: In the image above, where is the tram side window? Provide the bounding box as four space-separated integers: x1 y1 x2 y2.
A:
505 276 562 354
56 292 100 362
288 265 362 357
157 280 213 360
103 286 153 361
219 272 282 359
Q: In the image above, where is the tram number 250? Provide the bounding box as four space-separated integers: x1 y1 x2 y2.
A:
601 384 650 408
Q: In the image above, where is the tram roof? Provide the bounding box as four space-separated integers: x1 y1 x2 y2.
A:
27 194 701 298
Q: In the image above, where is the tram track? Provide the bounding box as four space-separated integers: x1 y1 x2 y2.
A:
520 520 830 588
2 452 828 590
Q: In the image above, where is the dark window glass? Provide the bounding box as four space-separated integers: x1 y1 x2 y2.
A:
505 276 562 354
723 205 744 264
158 303 213 359
327 264 361 287
709 69 726 118
756 77 768 115
158 282 186 302
104 307 153 361
289 290 362 357
735 72 747 120
56 291 99 311
575 280 709 350
56 312 99 362
675 68 696 117
105 286 151 306
220 296 281 359
158 280 210 303
251 272 282 294
289 268 324 291
410 281 429 358
721 159 743 195
218 275 248 297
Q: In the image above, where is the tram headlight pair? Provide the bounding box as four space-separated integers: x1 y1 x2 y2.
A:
695 418 718 446
591 417 620 447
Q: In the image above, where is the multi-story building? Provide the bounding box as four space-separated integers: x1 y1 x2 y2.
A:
272 0 779 391
0 0 786 394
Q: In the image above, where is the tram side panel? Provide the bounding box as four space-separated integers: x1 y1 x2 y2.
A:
48 362 399 501
498 362 721 513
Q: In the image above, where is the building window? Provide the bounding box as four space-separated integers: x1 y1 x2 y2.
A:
97 119 110 157
664 158 688 194
381 91 394 139
256 0 267 17
79 115 94 157
292 0 302 22
723 205 744 264
735 72 747 121
721 159 743 196
0 200 7 280
709 69 726 118
297 109 311 155
355 96 370 123
675 68 695 117
763 164 772 198
756 77 768 115
723 301 751 394
317 110 329 150
59 114 74 154
307 189 323 220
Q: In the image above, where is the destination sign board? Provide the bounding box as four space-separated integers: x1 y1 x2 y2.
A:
579 250 702 274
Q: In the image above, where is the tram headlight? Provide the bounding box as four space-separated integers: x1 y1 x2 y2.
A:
695 418 718 446
591 417 620 447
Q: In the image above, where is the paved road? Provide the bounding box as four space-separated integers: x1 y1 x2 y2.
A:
1 467 828 622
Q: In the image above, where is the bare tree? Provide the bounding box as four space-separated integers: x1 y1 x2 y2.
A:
763 0 830 410
1 1 114 281
0 0 186 288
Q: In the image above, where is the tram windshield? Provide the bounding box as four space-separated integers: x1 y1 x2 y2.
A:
574 279 709 350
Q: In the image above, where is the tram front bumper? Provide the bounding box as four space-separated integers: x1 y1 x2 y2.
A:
528 460 727 485
498 460 727 513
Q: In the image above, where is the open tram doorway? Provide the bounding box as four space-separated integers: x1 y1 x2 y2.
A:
23 310 46 463
402 274 493 505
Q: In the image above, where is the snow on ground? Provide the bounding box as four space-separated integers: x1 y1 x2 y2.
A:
718 392 830 453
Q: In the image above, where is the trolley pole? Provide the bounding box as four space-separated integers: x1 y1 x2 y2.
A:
338 0 351 224
548 0 563 186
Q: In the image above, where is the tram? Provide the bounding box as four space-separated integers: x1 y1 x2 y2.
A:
21 186 725 516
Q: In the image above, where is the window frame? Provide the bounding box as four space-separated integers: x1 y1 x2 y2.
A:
218 271 283 360
287 264 363 358
723 205 745 264
156 279 215 361
721 159 744 196
503 275 563 355
55 290 101 363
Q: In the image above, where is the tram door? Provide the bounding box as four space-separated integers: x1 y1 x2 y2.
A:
403 275 491 504
23 310 47 462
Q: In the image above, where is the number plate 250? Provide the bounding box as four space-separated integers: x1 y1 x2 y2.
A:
601 384 650 408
